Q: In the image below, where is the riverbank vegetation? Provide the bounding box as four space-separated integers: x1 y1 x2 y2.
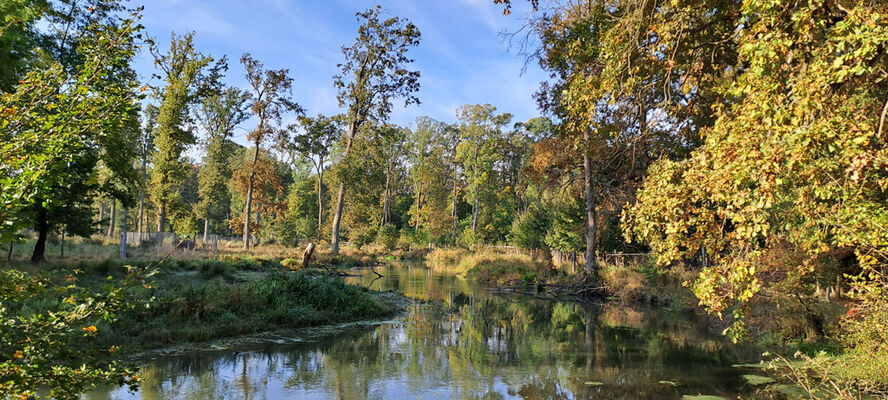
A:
0 256 401 398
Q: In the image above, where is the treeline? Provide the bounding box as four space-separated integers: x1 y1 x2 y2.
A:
1 1 640 267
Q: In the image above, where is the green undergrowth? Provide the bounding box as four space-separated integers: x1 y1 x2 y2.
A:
2 256 402 353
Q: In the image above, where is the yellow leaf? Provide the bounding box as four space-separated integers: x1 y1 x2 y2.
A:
83 325 97 333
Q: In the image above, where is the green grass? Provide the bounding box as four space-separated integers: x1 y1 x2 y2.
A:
1 256 402 352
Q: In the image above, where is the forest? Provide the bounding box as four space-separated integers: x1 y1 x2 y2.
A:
2 0 888 399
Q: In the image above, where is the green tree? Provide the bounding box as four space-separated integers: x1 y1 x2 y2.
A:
148 32 224 245
239 53 302 250
136 104 158 240
510 205 550 253
0 10 143 261
455 104 512 239
378 124 407 229
330 6 421 254
0 0 46 92
287 114 342 239
194 86 250 241
408 117 458 243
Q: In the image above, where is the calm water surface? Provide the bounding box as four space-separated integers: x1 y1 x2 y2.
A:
85 263 759 399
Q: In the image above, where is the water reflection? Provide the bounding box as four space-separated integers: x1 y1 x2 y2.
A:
86 263 756 399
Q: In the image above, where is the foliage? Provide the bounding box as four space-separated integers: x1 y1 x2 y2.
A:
284 113 341 238
228 148 286 238
194 87 250 232
510 206 550 251
0 265 154 399
544 198 585 254
624 0 888 346
377 224 399 250
148 32 224 235
238 53 303 249
0 8 143 261
329 5 421 254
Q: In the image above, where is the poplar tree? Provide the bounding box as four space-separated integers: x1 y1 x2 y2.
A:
148 32 224 245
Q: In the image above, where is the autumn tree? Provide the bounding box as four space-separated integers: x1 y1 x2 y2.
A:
239 54 302 250
229 148 287 243
148 32 224 245
330 6 421 254
625 0 888 348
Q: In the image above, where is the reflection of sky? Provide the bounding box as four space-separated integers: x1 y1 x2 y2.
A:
85 265 757 400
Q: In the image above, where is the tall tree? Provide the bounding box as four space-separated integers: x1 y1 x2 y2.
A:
137 104 158 241
239 54 302 250
288 114 342 239
194 87 250 242
329 6 421 254
378 124 407 228
1 11 143 261
455 104 512 237
148 32 224 245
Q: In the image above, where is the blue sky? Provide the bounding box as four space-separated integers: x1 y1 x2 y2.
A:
132 0 547 146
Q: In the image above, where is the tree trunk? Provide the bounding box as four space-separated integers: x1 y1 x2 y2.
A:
138 156 147 243
7 242 13 261
382 159 391 228
452 178 458 238
156 203 166 248
244 143 261 250
317 168 324 239
331 181 347 254
120 207 128 260
203 218 209 244
414 180 422 230
31 204 49 262
59 230 65 258
255 211 261 246
472 195 479 233
107 199 116 237
331 121 358 255
98 201 105 225
583 128 598 277
137 194 145 243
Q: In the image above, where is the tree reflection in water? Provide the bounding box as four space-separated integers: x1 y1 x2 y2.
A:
86 263 756 399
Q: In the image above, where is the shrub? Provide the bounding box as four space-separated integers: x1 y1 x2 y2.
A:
281 258 301 270
377 225 399 250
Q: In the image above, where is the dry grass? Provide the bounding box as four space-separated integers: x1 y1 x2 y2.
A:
600 266 646 299
427 248 553 285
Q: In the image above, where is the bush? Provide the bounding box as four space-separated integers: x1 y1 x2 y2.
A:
377 225 399 250
350 226 378 249
456 229 479 250
510 207 550 251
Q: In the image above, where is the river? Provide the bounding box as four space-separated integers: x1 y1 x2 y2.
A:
84 262 760 399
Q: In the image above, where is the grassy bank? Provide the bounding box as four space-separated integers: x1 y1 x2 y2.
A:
2 256 403 352
426 248 697 307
